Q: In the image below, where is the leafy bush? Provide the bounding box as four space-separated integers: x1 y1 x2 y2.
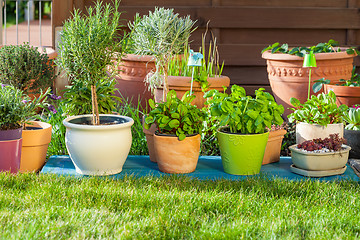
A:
130 7 196 97
288 91 347 125
144 90 206 140
62 79 121 116
0 44 56 94
205 85 284 134
0 84 49 130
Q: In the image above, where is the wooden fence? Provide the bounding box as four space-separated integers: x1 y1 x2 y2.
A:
52 0 360 94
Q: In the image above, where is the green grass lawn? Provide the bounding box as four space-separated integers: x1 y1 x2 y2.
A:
0 173 359 239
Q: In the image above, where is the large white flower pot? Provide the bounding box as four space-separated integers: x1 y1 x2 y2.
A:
63 114 134 176
296 122 344 144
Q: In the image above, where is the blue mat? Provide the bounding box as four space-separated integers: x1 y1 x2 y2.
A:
41 155 359 181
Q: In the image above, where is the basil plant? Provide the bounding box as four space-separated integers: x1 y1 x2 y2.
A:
144 90 206 141
204 85 284 134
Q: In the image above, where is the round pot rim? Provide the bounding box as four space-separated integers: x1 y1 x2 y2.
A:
296 122 344 127
262 49 355 61
344 128 360 133
63 114 134 130
154 131 199 138
24 121 52 131
121 53 156 62
289 144 351 156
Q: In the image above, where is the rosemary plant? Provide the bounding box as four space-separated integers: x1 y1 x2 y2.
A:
56 0 124 125
129 7 196 100
0 44 56 94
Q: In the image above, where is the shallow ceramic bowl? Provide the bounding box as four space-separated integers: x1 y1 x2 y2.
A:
289 144 351 171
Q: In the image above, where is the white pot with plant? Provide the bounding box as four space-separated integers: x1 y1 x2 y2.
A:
288 91 348 144
57 0 133 176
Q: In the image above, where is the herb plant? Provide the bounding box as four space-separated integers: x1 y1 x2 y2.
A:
57 0 124 125
288 91 348 125
129 7 196 99
167 29 224 92
296 134 346 152
0 84 49 130
0 44 56 94
205 85 284 134
261 39 359 57
343 105 360 131
144 90 206 141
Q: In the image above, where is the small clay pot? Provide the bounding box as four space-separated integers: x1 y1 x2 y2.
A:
153 133 200 173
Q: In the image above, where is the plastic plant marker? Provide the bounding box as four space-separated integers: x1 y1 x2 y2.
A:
303 51 317 99
187 50 203 95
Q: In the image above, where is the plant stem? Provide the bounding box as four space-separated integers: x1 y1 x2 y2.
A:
91 85 99 125
163 65 169 102
308 68 312 100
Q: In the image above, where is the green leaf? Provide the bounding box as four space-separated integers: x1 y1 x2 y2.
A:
168 119 180 129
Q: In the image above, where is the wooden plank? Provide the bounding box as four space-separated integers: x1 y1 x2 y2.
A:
219 0 347 7
117 7 360 29
222 66 269 85
220 29 347 45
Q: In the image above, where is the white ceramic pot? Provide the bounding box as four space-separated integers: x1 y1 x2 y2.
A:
289 144 351 171
63 114 134 176
296 122 344 144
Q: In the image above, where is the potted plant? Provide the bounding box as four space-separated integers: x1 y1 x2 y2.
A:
205 85 284 175
289 134 350 177
0 44 55 172
57 0 134 176
343 105 360 159
108 13 156 109
288 91 348 144
0 84 49 173
0 44 56 97
144 90 206 173
261 40 357 117
130 7 196 102
313 67 360 107
155 32 230 108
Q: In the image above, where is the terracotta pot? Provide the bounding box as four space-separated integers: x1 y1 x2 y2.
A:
154 75 230 108
324 84 360 107
262 50 355 117
0 138 22 173
262 129 287 165
63 114 134 176
344 129 360 159
142 115 157 163
20 121 52 173
154 133 200 173
109 54 155 109
289 144 350 171
296 122 344 144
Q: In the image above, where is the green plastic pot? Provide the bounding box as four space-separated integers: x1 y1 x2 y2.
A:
217 127 269 175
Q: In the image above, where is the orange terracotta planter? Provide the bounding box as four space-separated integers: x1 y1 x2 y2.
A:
324 84 360 107
20 121 52 173
154 133 200 173
154 75 230 108
109 54 156 109
262 129 287 165
262 50 355 117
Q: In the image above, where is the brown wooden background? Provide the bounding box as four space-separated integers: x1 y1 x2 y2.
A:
52 0 360 94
